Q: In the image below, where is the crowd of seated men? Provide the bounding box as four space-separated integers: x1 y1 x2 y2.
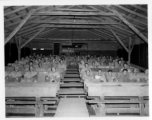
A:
5 54 67 83
78 55 148 83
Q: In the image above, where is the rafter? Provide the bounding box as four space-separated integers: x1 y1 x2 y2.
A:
33 11 115 16
91 16 133 34
116 5 147 20
132 5 147 12
104 6 148 43
4 6 48 23
5 9 36 45
88 29 112 40
4 6 32 16
40 24 109 28
21 27 46 48
25 28 58 38
30 20 119 25
25 29 56 38
52 8 99 12
93 29 117 38
110 29 129 52
34 38 115 41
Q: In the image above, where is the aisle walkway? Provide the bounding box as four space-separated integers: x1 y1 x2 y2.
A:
55 65 89 117
55 98 89 117
59 65 85 97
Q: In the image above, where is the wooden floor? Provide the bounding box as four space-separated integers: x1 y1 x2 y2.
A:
55 98 89 117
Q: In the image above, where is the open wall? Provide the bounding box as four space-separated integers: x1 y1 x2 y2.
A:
5 43 30 66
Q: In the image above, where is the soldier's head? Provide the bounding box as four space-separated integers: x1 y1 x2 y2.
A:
15 60 18 64
108 70 112 75
29 66 34 72
124 63 128 68
29 61 33 66
123 69 128 75
134 68 139 73
14 66 19 72
85 63 88 68
145 69 148 76
38 62 42 68
98 69 102 75
51 67 56 72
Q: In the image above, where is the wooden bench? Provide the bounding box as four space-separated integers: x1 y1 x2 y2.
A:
85 82 149 116
5 82 60 117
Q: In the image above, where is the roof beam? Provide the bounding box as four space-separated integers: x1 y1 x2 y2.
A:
88 29 111 40
21 27 46 48
5 14 27 22
4 6 31 16
93 29 116 38
36 28 59 37
116 5 147 20
91 16 133 34
101 5 147 26
25 28 58 38
112 9 148 43
5 9 35 45
34 38 116 41
5 16 36 27
31 20 119 25
33 11 115 16
110 29 129 52
132 5 147 12
52 8 99 12
103 6 148 43
40 24 108 28
4 6 48 23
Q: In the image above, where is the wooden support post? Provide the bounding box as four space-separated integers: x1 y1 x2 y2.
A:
18 38 21 61
35 97 43 117
128 37 131 63
35 97 39 117
111 9 148 43
139 97 145 116
130 36 136 54
5 9 35 45
21 27 46 48
15 36 21 61
98 96 105 116
110 29 129 53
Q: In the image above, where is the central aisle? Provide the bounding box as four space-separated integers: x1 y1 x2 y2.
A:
55 64 89 117
55 98 89 117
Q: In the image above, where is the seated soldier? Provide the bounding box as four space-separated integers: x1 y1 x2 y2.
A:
106 70 118 82
5 71 10 81
93 69 106 83
114 61 119 68
120 63 132 72
80 63 91 77
22 66 38 82
110 62 115 68
139 69 148 82
11 60 19 67
36 62 45 72
118 69 131 82
7 66 22 82
46 67 60 83
89 61 97 68
82 69 94 82
129 68 140 82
